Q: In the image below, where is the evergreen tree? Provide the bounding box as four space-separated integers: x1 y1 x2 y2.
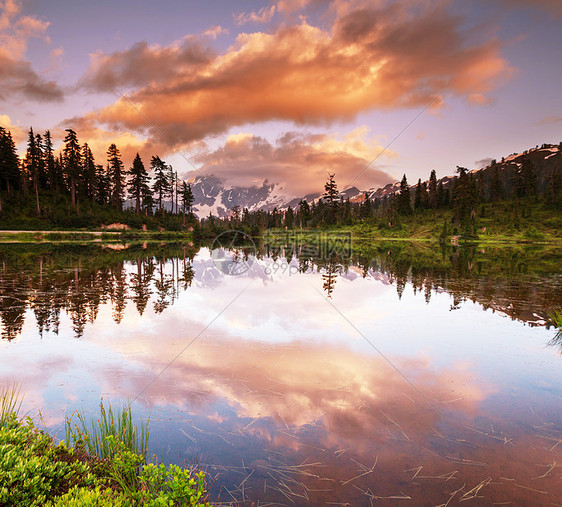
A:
284 206 295 229
343 198 352 224
323 173 339 224
43 130 57 192
151 156 170 214
81 144 97 201
428 170 437 208
107 143 125 210
95 164 110 205
515 157 537 198
141 182 154 215
34 132 47 189
298 199 310 228
0 127 20 194
421 181 430 208
452 166 479 232
437 180 448 207
360 192 372 219
63 129 81 207
24 128 41 214
179 181 194 221
397 174 412 215
414 178 423 210
127 153 149 214
324 173 338 205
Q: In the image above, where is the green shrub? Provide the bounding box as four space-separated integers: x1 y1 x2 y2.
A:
48 486 128 506
0 415 96 506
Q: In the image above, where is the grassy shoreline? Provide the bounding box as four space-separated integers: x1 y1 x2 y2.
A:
0 387 210 506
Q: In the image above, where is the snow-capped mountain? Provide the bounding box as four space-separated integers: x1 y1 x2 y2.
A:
189 174 364 218
188 143 561 218
190 175 292 218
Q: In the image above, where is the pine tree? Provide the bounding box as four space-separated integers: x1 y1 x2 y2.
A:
452 166 479 233
95 164 110 205
324 173 338 205
34 132 47 189
25 128 41 214
516 157 537 198
141 182 154 215
167 165 176 214
151 156 170 214
298 199 310 228
127 153 149 214
284 206 295 229
179 181 194 222
107 144 125 210
63 129 81 207
397 174 412 215
0 127 20 194
414 178 423 210
323 173 339 224
81 144 97 200
43 130 57 192
437 181 448 207
428 170 437 208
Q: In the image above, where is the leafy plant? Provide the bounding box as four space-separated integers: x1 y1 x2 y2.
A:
0 415 96 506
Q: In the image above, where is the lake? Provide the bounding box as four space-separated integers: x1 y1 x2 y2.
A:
0 236 560 505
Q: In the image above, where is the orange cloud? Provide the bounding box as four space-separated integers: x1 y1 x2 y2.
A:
0 0 63 102
78 1 513 149
0 114 25 143
191 127 396 195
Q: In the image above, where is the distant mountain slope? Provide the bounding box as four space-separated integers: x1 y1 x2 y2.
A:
189 143 561 218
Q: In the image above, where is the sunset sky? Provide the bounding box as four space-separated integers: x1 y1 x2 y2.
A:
1 0 561 196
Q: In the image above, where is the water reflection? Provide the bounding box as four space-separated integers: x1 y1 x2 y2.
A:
0 240 561 504
1 241 560 341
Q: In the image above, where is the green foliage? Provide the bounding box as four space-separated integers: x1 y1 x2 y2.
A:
140 463 209 506
0 392 210 506
48 485 128 506
0 415 95 506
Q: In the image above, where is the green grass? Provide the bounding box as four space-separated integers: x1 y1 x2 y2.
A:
269 199 562 245
549 309 562 329
0 383 22 426
65 400 149 461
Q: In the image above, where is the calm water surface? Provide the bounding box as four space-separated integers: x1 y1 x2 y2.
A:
0 240 560 505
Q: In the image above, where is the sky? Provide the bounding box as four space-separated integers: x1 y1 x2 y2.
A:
1 0 561 197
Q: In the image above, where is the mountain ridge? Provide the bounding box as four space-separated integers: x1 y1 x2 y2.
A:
188 143 561 218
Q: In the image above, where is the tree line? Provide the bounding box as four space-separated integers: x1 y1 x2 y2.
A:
0 126 194 223
201 148 561 237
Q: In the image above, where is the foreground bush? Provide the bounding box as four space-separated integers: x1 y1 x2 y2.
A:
0 390 210 506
